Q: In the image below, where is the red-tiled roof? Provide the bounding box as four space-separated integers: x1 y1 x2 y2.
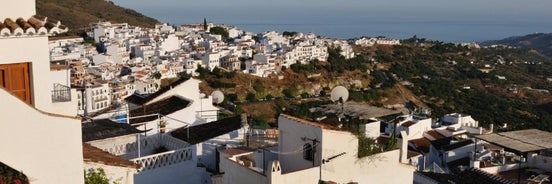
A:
426 130 446 140
83 143 140 169
410 137 431 153
0 15 68 37
402 121 416 127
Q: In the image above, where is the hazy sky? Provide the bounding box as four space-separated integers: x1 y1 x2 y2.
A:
111 0 552 41
113 0 552 22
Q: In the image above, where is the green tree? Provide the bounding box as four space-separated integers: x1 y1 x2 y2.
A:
84 168 119 184
209 27 229 40
246 92 256 101
203 18 207 31
152 71 162 79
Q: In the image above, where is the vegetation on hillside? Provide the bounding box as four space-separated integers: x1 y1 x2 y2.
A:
481 33 552 57
375 38 552 131
193 37 552 132
37 0 158 34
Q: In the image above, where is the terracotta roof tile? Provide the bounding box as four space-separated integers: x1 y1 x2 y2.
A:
410 137 431 153
426 130 446 140
0 15 68 37
402 121 416 127
83 143 140 169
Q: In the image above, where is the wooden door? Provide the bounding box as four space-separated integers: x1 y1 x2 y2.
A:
0 63 32 105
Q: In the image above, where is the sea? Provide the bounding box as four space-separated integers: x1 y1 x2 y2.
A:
110 0 552 43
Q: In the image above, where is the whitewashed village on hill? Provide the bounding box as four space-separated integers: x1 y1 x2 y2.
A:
1 0 551 184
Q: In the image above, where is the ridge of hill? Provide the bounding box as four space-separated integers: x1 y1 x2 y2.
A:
36 0 159 33
481 33 552 57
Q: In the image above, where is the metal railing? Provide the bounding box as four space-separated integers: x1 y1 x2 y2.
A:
52 83 71 102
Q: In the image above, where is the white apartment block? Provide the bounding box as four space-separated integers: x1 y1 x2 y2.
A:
134 44 156 60
135 79 159 95
201 52 221 71
76 81 112 115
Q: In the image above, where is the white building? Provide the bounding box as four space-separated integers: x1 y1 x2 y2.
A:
158 34 180 54
219 114 416 184
386 115 432 139
48 36 84 61
76 81 112 115
0 0 84 183
126 78 219 134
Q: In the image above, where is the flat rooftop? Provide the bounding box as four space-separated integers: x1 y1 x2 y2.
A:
312 101 402 120
476 129 552 153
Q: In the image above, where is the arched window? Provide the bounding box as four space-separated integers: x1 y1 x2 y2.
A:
303 143 313 161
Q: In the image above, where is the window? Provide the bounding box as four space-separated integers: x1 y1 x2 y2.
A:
0 63 31 105
303 143 313 161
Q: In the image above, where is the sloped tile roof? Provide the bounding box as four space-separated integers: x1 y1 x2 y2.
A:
0 15 68 37
82 119 142 142
128 96 191 124
125 77 190 105
83 143 140 169
171 115 243 144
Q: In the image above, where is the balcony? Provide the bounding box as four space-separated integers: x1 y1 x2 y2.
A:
51 83 71 102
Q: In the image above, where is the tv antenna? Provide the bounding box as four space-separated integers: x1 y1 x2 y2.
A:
330 86 348 113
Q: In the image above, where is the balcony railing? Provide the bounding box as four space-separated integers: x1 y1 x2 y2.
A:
52 83 71 102
131 148 193 172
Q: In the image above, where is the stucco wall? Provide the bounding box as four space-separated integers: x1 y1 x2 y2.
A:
85 163 136 184
278 116 323 173
50 69 71 87
320 130 358 183
51 88 78 116
0 0 35 19
527 153 552 172
445 144 473 163
353 150 416 184
220 156 267 184
0 89 84 184
272 166 319 184
0 37 56 113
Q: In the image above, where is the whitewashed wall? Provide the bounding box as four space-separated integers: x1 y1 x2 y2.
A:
0 37 55 113
278 116 323 173
0 89 84 184
353 150 416 184
0 0 34 19
220 152 267 184
527 153 552 172
319 130 358 183
84 163 136 184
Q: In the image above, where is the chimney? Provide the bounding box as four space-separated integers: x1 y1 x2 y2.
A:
400 131 408 164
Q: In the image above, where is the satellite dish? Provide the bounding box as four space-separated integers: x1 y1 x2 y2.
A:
330 86 349 103
211 90 224 104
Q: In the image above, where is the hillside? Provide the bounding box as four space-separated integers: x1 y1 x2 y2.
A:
481 33 552 57
193 39 552 131
36 0 158 33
